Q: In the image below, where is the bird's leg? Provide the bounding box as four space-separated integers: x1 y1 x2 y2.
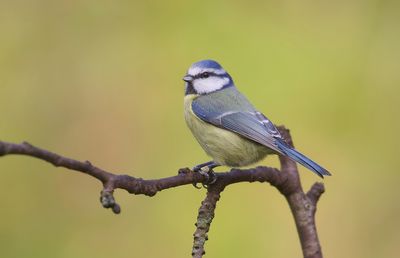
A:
193 161 218 172
192 161 220 188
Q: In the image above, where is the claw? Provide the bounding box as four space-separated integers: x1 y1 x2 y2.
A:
192 182 202 189
178 167 191 175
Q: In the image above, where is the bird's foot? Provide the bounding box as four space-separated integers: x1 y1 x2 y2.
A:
199 166 217 187
192 163 218 188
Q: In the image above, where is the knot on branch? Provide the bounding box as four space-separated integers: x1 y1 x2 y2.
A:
178 167 192 175
117 175 159 196
100 189 121 214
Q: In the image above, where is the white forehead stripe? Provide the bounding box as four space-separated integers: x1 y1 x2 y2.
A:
188 67 226 76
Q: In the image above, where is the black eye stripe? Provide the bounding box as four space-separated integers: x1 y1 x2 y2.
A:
202 72 210 78
193 72 225 79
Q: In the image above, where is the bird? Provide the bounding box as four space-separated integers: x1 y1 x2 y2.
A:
183 59 331 178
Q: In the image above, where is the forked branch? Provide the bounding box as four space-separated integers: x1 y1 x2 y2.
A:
0 126 326 258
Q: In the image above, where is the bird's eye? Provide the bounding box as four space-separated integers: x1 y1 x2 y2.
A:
201 72 210 78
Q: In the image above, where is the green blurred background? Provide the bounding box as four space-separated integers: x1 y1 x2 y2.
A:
0 0 399 257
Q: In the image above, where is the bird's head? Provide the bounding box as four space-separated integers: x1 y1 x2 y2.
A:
183 60 234 95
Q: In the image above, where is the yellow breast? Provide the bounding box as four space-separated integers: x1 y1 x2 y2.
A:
184 95 270 167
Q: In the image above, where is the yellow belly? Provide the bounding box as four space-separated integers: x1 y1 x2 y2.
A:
184 95 271 167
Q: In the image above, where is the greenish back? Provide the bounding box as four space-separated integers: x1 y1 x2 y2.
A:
193 87 256 115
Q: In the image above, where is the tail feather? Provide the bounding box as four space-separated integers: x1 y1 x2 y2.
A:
276 139 331 178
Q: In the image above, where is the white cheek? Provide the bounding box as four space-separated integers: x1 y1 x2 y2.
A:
193 77 230 94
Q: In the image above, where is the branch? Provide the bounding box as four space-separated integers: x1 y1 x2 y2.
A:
0 126 327 258
0 141 206 213
191 126 326 258
277 127 325 258
0 141 281 213
192 183 224 258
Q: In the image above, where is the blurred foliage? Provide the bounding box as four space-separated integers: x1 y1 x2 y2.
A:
0 0 399 257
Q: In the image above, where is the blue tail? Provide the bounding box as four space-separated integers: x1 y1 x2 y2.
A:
276 139 331 178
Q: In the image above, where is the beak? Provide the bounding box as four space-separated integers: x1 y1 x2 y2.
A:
182 75 194 83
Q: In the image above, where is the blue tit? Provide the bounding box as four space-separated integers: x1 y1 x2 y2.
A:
183 59 331 178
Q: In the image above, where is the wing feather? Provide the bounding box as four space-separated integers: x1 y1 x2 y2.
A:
219 112 282 153
192 90 283 154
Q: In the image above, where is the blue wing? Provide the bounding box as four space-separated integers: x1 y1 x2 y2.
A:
215 111 283 153
191 88 331 177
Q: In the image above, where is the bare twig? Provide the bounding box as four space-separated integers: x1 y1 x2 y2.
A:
0 126 327 258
